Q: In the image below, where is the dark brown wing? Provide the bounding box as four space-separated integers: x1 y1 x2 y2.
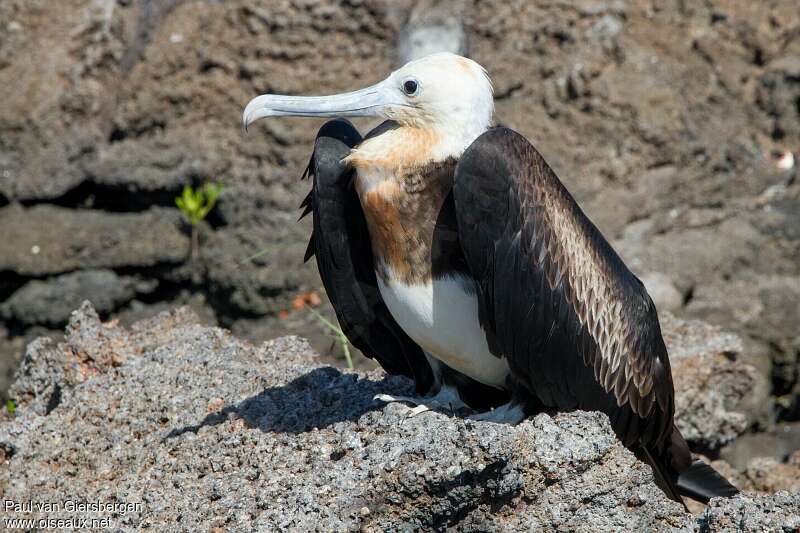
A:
301 119 434 393
453 127 674 449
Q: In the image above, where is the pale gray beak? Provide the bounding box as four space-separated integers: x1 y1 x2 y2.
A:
242 81 396 130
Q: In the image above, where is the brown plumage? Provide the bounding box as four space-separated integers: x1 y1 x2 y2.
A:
516 137 671 421
357 159 457 284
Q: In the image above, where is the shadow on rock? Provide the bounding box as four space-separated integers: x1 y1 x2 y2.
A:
165 366 412 438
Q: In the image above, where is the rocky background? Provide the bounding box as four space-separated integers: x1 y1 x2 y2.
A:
0 0 799 505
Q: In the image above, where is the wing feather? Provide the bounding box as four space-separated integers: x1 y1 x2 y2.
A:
302 119 433 393
453 127 675 448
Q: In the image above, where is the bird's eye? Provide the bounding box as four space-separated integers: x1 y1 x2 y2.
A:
402 78 420 96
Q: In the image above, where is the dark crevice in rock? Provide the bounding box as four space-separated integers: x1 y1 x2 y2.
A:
107 125 128 143
769 340 797 397
777 396 800 423
682 284 695 306
200 209 227 230
199 59 226 74
209 284 295 327
0 442 15 461
752 47 766 67
0 272 26 302
106 119 167 144
237 64 253 81
710 12 727 25
494 82 523 100
2 320 31 340
108 264 223 323
124 278 193 307
418 460 520 530
44 383 61 415
771 126 785 141
19 179 183 213
110 264 212 301
329 449 346 461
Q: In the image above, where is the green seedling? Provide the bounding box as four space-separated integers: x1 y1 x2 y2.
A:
175 182 223 263
6 399 16 415
307 306 353 369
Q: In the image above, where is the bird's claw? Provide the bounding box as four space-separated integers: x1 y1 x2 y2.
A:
373 393 434 421
374 386 470 422
373 393 417 405
407 404 431 417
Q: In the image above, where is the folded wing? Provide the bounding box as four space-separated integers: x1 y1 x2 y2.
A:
453 127 674 449
301 119 434 393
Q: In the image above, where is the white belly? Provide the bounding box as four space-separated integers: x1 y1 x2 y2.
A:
376 267 510 388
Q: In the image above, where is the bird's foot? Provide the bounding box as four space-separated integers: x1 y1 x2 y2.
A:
467 402 526 425
374 385 468 418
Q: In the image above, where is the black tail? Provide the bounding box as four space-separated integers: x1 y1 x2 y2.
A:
676 459 739 503
638 426 739 509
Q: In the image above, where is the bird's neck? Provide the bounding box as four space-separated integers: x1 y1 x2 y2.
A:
346 122 481 185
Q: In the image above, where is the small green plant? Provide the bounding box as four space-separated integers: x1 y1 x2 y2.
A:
175 182 223 263
6 399 16 415
307 307 353 369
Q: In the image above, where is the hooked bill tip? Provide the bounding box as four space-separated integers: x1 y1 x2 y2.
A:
242 94 269 131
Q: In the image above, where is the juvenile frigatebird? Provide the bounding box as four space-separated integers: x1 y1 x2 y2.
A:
243 53 738 506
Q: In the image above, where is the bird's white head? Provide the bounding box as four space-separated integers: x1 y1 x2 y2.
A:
243 53 494 162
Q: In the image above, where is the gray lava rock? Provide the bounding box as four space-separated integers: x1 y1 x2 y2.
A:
2 0 800 402
1 304 797 531
0 204 189 276
0 326 61 403
662 313 771 450
685 275 800 396
641 272 683 312
80 135 230 199
0 327 25 403
203 226 318 316
756 56 800 144
0 269 156 327
699 491 800 532
720 423 800 471
397 0 468 64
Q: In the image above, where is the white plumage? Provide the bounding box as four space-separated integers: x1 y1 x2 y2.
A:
377 265 510 389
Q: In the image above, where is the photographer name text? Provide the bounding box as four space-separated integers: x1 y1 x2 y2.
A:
4 499 142 515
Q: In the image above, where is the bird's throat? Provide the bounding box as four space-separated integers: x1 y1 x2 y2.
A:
346 125 443 176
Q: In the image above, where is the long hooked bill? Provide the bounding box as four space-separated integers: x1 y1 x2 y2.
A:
242 81 396 130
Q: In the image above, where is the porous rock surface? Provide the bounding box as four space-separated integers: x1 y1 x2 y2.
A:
0 269 156 327
663 314 771 450
2 1 800 411
0 204 189 276
0 303 797 531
